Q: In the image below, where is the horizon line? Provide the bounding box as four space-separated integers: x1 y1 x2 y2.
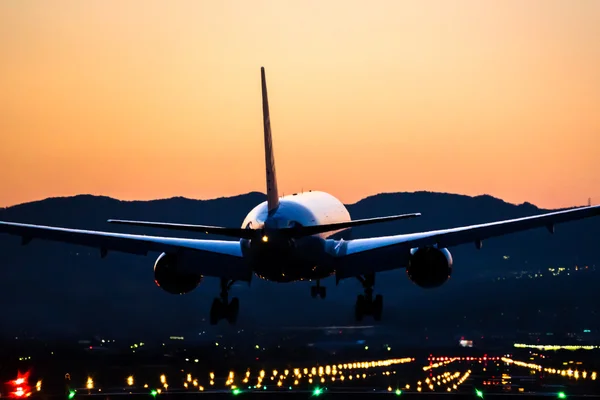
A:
3 190 583 211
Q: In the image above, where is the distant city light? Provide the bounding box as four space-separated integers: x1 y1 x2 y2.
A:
514 344 599 351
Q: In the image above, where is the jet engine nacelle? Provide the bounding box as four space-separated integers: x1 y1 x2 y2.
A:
406 246 453 288
153 252 203 295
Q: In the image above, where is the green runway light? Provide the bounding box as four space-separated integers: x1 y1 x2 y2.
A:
475 388 484 398
150 389 158 397
395 389 402 395
558 392 567 399
313 387 323 396
68 390 76 399
232 388 241 395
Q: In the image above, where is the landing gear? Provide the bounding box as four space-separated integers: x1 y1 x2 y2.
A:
210 279 239 325
310 280 327 299
355 273 383 322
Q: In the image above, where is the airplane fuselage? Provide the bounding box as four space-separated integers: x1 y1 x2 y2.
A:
240 190 350 282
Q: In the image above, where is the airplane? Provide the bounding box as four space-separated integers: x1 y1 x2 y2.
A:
1 67 600 325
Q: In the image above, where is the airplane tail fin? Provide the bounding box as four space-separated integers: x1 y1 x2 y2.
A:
261 67 280 213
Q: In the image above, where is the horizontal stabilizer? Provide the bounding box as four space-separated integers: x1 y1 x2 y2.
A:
108 212 420 240
281 213 421 238
107 219 256 239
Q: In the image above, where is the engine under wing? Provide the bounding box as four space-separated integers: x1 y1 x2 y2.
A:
330 204 600 280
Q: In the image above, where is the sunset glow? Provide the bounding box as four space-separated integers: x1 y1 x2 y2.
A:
1 1 599 208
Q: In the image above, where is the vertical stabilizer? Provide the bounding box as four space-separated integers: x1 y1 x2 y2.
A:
261 67 280 213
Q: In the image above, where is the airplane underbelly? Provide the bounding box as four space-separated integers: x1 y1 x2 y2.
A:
249 238 334 282
252 252 335 282
240 191 349 282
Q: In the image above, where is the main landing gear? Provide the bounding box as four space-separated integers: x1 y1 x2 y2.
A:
355 273 383 322
210 279 239 325
310 280 327 299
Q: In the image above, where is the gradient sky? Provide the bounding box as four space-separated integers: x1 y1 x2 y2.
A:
1 0 599 209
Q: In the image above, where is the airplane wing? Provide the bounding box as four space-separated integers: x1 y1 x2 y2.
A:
332 204 600 279
107 219 256 239
0 221 251 281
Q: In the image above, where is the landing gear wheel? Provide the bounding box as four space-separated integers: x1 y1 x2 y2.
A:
355 294 366 322
373 294 383 321
318 286 327 299
311 280 326 299
227 297 240 324
210 298 223 325
209 279 239 325
354 274 384 321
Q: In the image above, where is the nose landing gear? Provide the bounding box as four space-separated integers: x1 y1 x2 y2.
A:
210 279 239 325
354 273 383 322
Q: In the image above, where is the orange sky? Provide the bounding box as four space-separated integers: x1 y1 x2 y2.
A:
1 0 599 209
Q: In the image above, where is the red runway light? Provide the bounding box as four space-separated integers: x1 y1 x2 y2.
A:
6 371 32 399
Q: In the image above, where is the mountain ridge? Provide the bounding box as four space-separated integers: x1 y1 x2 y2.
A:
4 189 568 211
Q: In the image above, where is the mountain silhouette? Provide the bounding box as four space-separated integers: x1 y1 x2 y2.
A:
0 191 598 339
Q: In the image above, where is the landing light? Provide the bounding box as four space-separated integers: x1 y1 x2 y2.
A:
262 235 269 243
